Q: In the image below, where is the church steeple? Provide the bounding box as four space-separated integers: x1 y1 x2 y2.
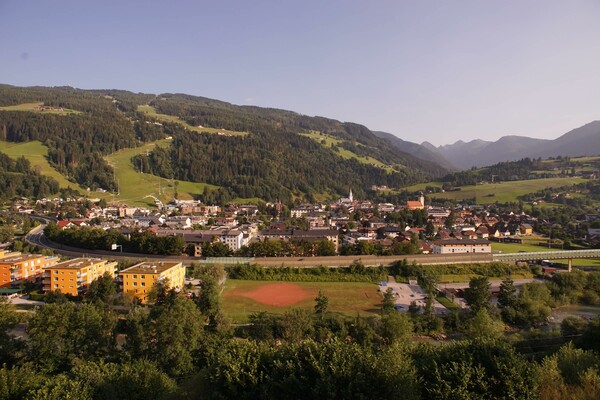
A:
349 188 353 202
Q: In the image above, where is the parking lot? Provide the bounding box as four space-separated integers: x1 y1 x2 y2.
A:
379 278 448 314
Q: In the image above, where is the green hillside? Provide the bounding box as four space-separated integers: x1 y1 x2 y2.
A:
0 84 450 204
0 140 82 193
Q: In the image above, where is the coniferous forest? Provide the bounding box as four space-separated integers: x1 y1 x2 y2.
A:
0 84 448 202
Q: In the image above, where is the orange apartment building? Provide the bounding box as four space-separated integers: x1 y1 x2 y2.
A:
119 261 185 303
0 252 59 288
42 258 118 296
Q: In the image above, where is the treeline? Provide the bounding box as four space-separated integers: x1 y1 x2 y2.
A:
0 152 60 200
441 158 543 186
226 262 387 282
392 260 529 279
44 224 185 256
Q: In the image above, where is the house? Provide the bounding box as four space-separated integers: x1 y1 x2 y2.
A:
519 224 533 235
42 258 117 295
119 261 185 303
432 239 491 254
57 220 74 230
0 254 58 288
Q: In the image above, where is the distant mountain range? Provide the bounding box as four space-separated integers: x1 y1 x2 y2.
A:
372 131 457 171
389 120 600 170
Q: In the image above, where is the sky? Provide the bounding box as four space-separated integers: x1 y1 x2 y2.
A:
1 0 599 146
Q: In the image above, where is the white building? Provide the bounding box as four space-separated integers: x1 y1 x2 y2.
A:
432 239 491 254
220 229 244 252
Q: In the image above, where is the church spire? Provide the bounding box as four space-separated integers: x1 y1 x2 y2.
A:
349 188 353 202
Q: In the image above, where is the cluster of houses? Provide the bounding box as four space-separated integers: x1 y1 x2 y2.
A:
0 249 184 303
14 191 600 257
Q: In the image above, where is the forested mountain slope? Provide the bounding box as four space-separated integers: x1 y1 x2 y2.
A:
0 85 449 202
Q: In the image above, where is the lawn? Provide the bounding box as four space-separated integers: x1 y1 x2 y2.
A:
105 139 219 207
0 140 83 193
0 102 82 115
221 279 382 323
436 294 459 310
137 105 247 136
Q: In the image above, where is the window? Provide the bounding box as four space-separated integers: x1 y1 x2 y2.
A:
133 275 137 279
133 282 137 286
141 282 145 286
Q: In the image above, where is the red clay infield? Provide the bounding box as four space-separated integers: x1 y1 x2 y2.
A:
224 283 313 306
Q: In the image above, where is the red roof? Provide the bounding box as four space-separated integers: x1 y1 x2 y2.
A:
57 220 72 228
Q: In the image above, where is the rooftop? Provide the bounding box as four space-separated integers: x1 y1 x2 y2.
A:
0 254 47 264
120 261 182 275
46 257 109 270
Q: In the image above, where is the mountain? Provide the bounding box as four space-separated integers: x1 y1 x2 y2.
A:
0 84 450 203
532 121 600 159
372 131 457 171
432 121 600 169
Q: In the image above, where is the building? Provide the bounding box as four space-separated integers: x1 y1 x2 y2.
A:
42 258 117 295
0 253 58 288
220 229 244 252
119 261 185 303
432 239 491 254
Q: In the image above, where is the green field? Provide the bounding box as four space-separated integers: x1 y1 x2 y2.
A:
221 280 382 322
0 102 82 115
105 139 219 207
421 177 586 204
0 140 83 193
137 105 247 136
301 131 396 172
492 242 600 268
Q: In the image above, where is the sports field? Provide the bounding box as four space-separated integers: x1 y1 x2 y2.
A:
221 280 382 322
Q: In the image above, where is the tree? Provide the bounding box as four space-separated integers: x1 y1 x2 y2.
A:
279 308 313 343
498 277 517 309
465 309 504 339
84 272 117 305
0 297 21 365
381 288 396 315
195 275 221 323
314 290 329 318
27 303 117 372
379 312 413 344
464 276 491 313
126 297 204 377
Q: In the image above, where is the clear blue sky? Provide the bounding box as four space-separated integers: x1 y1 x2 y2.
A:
1 0 599 145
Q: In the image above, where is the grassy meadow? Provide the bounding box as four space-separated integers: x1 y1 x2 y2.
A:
137 105 247 136
105 139 219 207
301 131 396 172
0 102 82 115
0 140 83 193
422 177 586 204
221 279 382 323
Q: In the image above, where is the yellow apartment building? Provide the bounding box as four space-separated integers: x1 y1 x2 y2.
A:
42 258 118 296
119 261 185 303
0 254 58 288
